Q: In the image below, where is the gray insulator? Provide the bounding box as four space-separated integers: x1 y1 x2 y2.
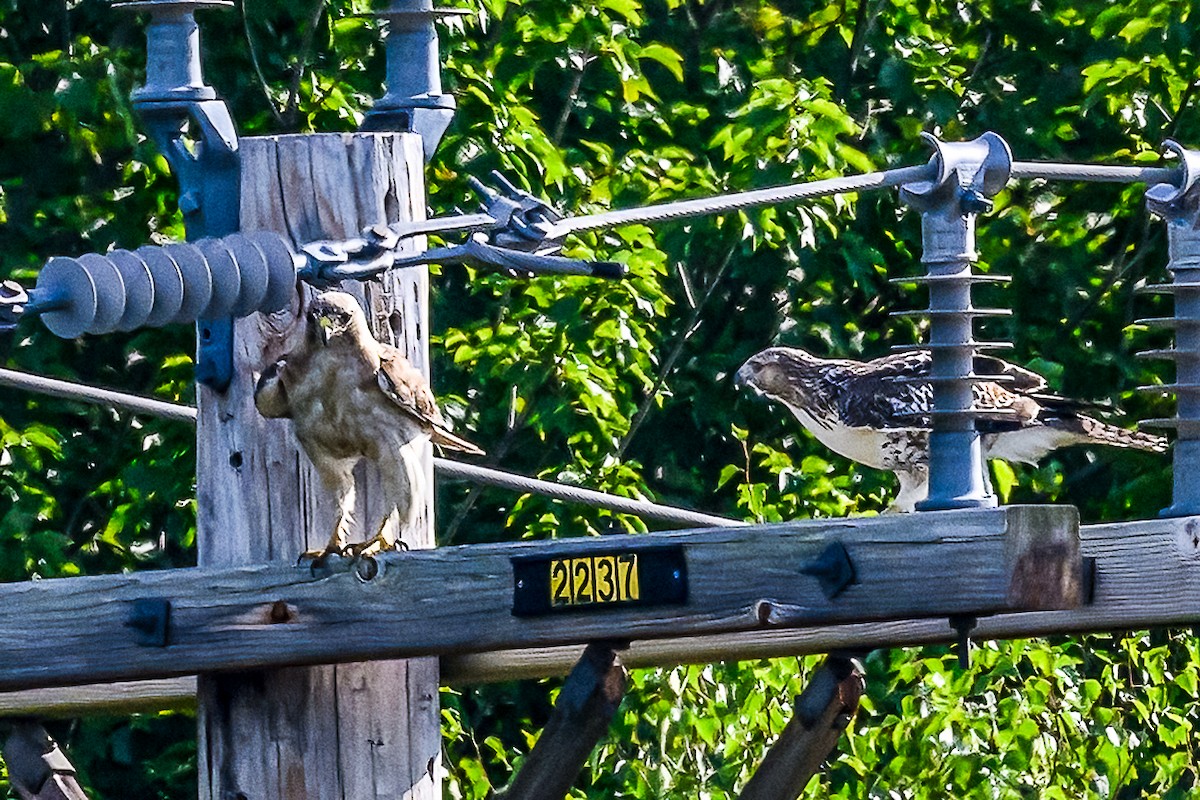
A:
161 243 213 323
135 245 185 327
76 254 129 334
223 234 270 316
194 238 240 318
242 231 299 313
107 249 156 331
35 257 102 339
33 231 300 337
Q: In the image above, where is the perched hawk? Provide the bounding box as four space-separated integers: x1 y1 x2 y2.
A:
735 347 1167 511
255 290 483 558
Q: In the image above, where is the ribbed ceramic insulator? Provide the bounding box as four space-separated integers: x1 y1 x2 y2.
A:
33 232 299 338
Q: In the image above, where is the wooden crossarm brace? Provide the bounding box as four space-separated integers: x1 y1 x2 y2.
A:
10 512 1200 718
494 642 628 800
0 505 1080 693
738 656 865 800
2 721 89 800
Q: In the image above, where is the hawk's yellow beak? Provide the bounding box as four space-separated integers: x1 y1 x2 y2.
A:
316 314 334 346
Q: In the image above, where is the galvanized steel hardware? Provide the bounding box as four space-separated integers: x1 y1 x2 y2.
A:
1141 140 1200 517
360 0 468 161
799 541 856 599
115 0 242 391
297 171 623 284
126 597 172 647
899 132 1013 511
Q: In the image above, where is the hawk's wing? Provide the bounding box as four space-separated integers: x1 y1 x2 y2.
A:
839 350 1047 431
834 350 933 430
376 346 485 456
254 360 293 419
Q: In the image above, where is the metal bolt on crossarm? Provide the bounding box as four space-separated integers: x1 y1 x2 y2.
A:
898 132 1014 511
1140 140 1200 517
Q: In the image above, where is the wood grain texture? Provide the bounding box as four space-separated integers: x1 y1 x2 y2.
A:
194 132 438 800
738 656 863 800
10 511 1200 716
0 506 1077 691
0 679 197 719
494 643 627 800
443 513 1198 682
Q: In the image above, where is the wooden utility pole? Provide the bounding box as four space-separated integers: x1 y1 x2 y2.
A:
195 132 439 800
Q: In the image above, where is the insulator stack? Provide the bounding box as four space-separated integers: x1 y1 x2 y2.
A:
32 232 300 339
1139 140 1200 516
896 132 1013 511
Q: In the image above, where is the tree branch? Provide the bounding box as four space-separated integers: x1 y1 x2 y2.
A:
551 50 591 147
284 0 328 128
240 0 286 127
614 245 736 460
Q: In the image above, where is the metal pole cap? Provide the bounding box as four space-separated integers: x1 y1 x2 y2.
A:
1147 140 1200 219
901 131 1013 212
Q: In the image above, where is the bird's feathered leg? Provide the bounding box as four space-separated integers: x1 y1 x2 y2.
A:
343 437 427 558
306 458 357 559
887 467 928 513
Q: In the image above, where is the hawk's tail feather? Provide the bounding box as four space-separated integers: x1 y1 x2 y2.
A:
1068 416 1168 454
432 427 486 456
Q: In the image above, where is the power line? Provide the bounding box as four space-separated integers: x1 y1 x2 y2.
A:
0 367 198 424
0 367 745 529
548 163 936 237
434 459 743 528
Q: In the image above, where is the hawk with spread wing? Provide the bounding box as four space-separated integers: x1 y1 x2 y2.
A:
736 347 1166 511
254 290 483 558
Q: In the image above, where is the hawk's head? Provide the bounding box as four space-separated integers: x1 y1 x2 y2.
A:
735 347 831 417
307 291 370 348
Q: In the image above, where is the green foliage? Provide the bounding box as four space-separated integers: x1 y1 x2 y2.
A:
3 0 1200 798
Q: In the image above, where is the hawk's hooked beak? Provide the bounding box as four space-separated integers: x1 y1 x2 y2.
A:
734 362 758 390
310 310 334 347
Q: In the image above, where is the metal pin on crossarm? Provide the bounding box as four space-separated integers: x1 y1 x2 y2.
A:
1140 140 1200 516
898 132 1013 511
360 0 469 161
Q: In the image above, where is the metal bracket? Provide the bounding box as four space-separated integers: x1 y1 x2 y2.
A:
949 614 977 669
799 541 856 599
126 597 171 647
117 0 241 393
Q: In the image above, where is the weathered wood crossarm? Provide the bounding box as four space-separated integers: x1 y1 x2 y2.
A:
0 506 1078 692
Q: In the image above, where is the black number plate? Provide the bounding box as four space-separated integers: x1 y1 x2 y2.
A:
511 545 688 616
